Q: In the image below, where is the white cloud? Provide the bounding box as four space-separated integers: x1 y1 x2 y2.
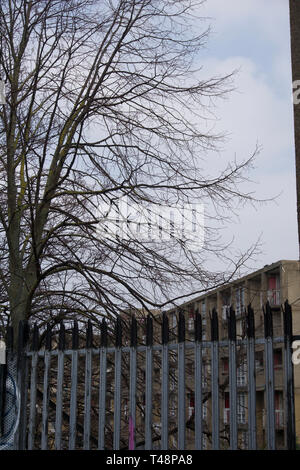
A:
199 0 290 49
189 0 298 265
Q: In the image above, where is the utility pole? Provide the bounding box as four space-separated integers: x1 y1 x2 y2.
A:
289 0 300 259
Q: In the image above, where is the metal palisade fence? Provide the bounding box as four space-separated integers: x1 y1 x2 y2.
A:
0 301 296 450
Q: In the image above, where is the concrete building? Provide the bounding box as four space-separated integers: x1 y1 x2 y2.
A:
103 260 300 449
166 259 300 449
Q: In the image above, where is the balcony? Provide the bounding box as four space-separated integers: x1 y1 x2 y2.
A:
267 289 280 306
222 306 229 321
187 319 194 332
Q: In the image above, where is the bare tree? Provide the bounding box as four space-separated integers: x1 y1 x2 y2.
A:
0 0 259 340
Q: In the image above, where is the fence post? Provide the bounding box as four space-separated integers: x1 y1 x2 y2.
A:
145 315 153 450
113 316 122 450
14 320 30 450
0 327 16 450
246 304 257 450
194 310 203 450
98 318 108 450
41 323 52 450
228 307 237 450
28 324 39 449
0 332 7 438
129 315 137 450
283 300 296 450
211 308 219 450
177 310 186 450
54 321 65 450
69 321 79 450
83 320 93 450
161 312 169 450
264 302 276 450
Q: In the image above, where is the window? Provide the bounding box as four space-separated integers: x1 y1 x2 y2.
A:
274 349 282 368
267 275 280 305
275 392 284 428
222 358 229 374
222 292 231 320
237 393 246 424
268 275 279 290
236 319 245 338
224 392 230 424
188 392 195 418
188 313 194 331
224 392 230 409
202 364 210 387
255 351 264 371
275 391 283 410
237 362 247 386
170 312 177 329
222 305 229 321
235 286 245 316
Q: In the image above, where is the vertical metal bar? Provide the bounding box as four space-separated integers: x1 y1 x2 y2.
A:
0 363 6 437
113 316 122 450
28 324 39 450
98 318 107 450
3 327 13 439
83 321 93 450
129 315 137 449
161 312 169 450
55 322 65 450
246 304 257 450
211 308 219 450
69 321 79 450
283 301 296 450
194 311 203 450
145 315 153 450
228 307 237 450
15 320 30 450
0 331 7 438
264 302 276 450
178 310 185 450
41 324 52 450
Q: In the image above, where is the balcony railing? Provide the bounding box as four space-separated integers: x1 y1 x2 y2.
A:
267 289 281 306
222 306 229 320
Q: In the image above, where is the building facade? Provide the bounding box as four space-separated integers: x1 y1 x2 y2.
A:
166 259 300 449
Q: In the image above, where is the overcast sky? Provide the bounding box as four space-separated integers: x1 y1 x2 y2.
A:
196 0 298 272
